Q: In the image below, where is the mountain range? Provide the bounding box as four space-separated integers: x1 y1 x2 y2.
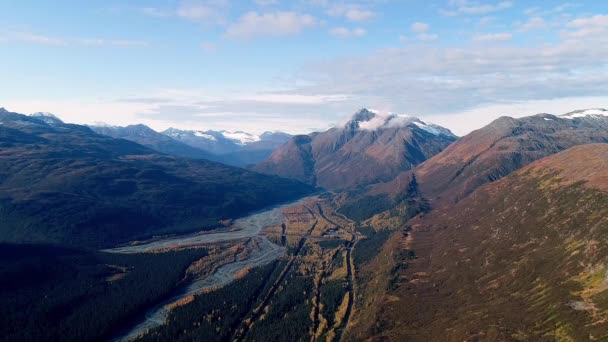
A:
89 124 291 167
254 109 458 190
161 127 292 166
344 108 608 340
0 108 313 248
3 104 608 341
367 108 608 210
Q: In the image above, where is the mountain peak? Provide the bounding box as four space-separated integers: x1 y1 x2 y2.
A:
0 107 7 113
343 108 455 137
30 112 64 125
350 108 378 123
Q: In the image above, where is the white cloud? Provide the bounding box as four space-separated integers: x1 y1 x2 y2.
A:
329 27 366 38
77 39 148 47
358 115 387 130
176 0 229 24
517 17 547 32
225 11 317 38
326 4 375 22
442 0 513 16
0 31 147 47
5 32 67 46
343 8 375 22
478 16 496 27
410 22 437 41
472 32 512 42
285 14 608 126
417 33 439 41
563 14 608 40
411 22 430 33
238 93 350 104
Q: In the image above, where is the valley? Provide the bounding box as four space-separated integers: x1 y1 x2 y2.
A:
132 195 365 342
3 106 608 342
4 3 608 340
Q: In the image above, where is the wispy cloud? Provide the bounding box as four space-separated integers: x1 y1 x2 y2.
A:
563 14 608 40
410 22 439 41
77 38 148 47
329 27 366 38
411 22 430 33
0 31 147 47
472 32 512 42
516 16 547 32
4 32 67 46
225 11 317 39
327 4 375 22
176 0 229 24
286 14 608 118
441 0 513 16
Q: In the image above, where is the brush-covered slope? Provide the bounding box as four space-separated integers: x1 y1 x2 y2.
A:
90 124 217 161
254 109 457 190
372 109 608 204
370 144 608 341
0 108 313 248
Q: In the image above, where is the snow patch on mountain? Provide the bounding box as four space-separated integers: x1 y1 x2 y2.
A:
349 109 456 137
194 131 217 141
412 121 443 135
30 112 64 125
562 108 608 119
221 131 261 145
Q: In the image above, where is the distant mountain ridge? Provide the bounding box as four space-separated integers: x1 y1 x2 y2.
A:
86 123 293 167
254 108 457 190
90 124 217 161
370 108 608 206
163 128 293 166
0 108 313 248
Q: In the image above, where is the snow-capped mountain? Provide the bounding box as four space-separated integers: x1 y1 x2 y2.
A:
162 128 292 157
29 112 64 125
561 108 608 119
254 108 457 190
348 110 456 138
90 124 216 161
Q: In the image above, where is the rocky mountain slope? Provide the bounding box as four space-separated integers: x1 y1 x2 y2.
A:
367 144 608 341
370 109 608 205
254 109 457 190
0 108 313 248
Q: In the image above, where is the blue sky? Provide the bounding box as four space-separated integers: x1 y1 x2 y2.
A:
1 0 607 135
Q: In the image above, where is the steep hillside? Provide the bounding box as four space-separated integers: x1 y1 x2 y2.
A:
0 109 313 248
371 109 608 204
363 144 608 341
254 109 457 190
90 124 217 161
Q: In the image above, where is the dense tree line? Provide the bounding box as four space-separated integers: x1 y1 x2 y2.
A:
246 269 314 342
140 261 284 342
320 280 348 329
337 194 393 222
0 243 207 342
353 228 393 268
